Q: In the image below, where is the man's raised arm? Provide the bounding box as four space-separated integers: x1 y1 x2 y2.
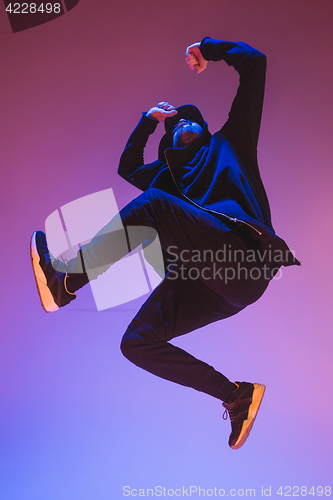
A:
118 103 177 191
187 38 267 156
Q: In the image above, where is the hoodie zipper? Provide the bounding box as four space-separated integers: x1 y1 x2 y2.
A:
166 161 262 236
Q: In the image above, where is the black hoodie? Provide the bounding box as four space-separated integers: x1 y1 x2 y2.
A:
118 38 300 268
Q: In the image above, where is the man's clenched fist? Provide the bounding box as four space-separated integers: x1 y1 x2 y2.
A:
186 43 208 74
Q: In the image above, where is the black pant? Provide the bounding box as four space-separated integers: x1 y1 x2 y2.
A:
70 189 276 401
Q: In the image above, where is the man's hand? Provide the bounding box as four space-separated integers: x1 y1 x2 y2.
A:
146 102 178 122
186 43 208 74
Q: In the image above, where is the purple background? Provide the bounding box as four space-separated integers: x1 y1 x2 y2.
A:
1 0 333 498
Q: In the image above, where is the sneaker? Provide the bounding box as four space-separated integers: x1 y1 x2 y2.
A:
222 381 265 449
30 231 77 313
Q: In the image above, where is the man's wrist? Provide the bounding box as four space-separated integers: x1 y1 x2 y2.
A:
199 37 212 61
145 111 159 122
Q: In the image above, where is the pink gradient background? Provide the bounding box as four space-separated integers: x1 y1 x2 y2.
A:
1 0 333 498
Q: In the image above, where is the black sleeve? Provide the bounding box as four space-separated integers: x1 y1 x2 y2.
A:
118 114 164 192
200 38 267 156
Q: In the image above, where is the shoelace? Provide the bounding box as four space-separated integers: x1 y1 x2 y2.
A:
61 256 69 266
222 401 235 421
61 256 78 296
222 382 240 420
51 255 68 273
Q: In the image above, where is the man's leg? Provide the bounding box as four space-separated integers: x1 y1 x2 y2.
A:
31 188 272 313
74 188 271 306
121 263 241 401
120 263 266 449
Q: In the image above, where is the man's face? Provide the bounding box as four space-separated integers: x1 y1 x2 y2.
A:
172 119 203 148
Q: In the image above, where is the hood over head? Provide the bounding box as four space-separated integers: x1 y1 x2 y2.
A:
158 104 207 158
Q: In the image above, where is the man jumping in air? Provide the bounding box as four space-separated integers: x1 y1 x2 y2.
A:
30 37 299 449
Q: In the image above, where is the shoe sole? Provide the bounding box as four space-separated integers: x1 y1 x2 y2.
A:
30 232 59 313
231 383 266 450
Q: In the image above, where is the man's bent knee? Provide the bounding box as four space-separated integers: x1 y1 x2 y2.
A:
120 337 146 365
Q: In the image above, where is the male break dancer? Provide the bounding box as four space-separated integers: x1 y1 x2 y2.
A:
30 37 300 449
